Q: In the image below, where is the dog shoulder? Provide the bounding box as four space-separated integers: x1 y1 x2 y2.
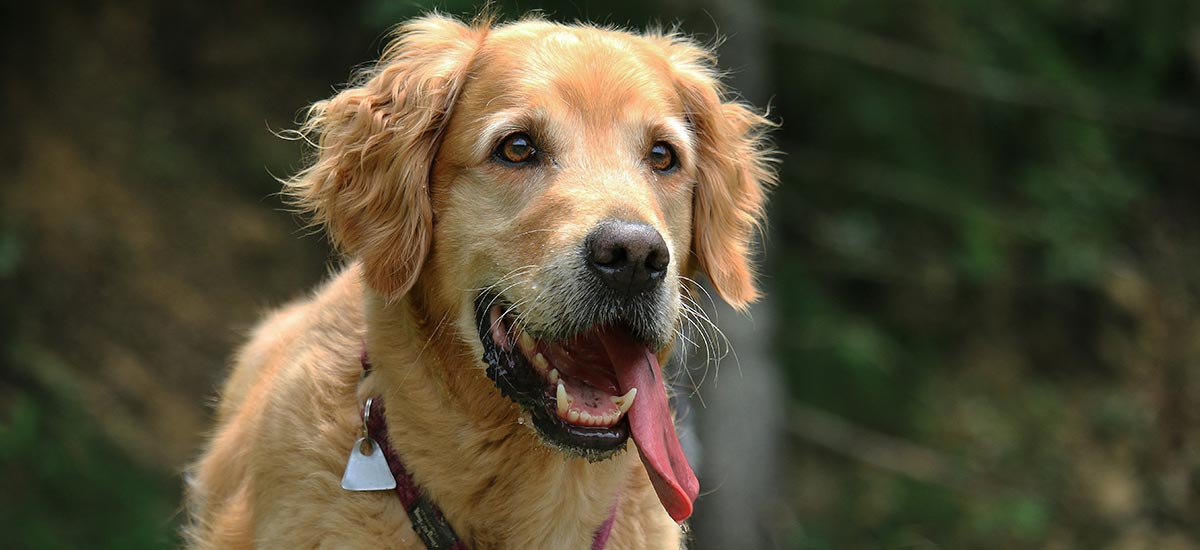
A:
215 263 367 418
186 263 370 548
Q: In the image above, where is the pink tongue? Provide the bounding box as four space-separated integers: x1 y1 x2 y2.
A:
598 329 699 523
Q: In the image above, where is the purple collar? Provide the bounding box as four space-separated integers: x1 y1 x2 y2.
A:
361 351 618 549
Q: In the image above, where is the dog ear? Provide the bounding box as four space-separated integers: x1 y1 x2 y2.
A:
285 16 485 300
661 37 777 311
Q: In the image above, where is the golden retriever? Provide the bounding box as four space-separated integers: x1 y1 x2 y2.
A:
186 13 773 549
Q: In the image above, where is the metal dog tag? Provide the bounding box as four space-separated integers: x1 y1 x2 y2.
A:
341 437 397 491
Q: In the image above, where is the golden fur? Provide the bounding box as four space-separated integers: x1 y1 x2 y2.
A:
187 14 773 549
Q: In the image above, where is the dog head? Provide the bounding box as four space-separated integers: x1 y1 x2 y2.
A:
286 15 774 523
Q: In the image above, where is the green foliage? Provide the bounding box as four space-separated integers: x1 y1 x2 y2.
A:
768 0 1200 547
5 1 1198 548
0 232 21 279
0 382 180 549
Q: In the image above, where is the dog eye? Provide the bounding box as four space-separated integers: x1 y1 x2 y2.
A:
647 142 677 173
495 133 537 165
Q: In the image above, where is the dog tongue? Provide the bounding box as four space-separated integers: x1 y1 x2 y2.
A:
598 328 699 523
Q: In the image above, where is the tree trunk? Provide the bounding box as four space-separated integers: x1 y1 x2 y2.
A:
660 0 785 547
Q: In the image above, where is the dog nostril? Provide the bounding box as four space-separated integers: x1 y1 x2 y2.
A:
645 248 668 274
591 243 626 268
585 220 670 296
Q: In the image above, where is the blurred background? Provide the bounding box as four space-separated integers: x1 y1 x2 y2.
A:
3 0 1199 548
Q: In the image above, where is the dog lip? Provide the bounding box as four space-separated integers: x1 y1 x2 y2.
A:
497 304 630 427
475 294 630 457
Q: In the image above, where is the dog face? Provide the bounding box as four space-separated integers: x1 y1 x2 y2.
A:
286 16 773 522
438 23 699 350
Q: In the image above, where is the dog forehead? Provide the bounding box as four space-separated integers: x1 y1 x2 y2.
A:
468 23 679 116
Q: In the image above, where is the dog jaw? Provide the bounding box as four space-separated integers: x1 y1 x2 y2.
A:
365 278 678 548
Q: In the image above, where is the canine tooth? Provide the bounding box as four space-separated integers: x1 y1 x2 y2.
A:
617 398 633 415
611 387 637 415
567 409 580 423
548 368 560 384
518 332 535 353
556 381 570 415
489 308 509 351
532 353 550 373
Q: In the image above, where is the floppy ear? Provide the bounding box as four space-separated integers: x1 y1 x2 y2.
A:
662 38 776 311
285 15 485 300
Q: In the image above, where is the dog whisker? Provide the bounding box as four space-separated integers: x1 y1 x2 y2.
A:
677 289 734 379
678 297 715 359
671 325 709 408
678 275 722 321
471 264 538 293
411 310 454 376
677 291 734 392
678 305 714 394
508 228 558 240
481 277 542 340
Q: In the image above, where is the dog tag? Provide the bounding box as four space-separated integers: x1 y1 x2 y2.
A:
341 437 397 491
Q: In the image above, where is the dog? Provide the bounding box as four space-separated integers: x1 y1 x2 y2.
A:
186 13 773 549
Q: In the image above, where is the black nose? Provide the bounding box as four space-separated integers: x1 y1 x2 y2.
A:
585 220 670 296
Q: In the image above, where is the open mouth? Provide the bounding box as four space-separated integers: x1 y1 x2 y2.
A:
476 297 633 456
475 294 700 522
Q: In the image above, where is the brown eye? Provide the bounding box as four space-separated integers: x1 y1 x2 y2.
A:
647 142 677 172
495 133 536 165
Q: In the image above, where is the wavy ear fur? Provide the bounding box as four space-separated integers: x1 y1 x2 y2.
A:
658 36 777 311
285 15 486 300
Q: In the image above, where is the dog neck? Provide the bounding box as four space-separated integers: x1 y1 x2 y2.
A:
359 291 631 548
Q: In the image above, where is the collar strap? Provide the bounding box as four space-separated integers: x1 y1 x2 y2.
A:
360 351 617 550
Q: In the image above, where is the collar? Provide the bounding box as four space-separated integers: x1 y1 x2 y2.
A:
359 351 618 550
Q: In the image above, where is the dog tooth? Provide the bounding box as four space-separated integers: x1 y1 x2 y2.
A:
580 410 592 424
556 381 570 415
617 399 633 415
611 388 637 415
548 368 560 384
519 332 535 353
532 353 550 373
567 409 580 423
489 309 509 351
